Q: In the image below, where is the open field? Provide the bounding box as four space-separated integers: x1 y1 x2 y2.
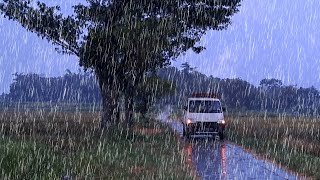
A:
0 102 102 112
226 114 320 179
0 110 194 179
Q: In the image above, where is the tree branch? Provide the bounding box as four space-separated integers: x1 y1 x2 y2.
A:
0 0 80 56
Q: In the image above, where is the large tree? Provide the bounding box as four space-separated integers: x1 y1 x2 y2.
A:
0 0 241 128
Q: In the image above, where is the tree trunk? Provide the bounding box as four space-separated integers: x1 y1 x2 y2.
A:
96 72 119 129
100 88 112 129
126 96 134 128
122 88 134 127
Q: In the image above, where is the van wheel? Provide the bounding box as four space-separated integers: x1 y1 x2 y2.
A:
182 125 186 136
218 131 224 140
185 126 191 139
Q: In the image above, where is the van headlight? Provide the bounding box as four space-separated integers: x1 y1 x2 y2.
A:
218 119 225 124
186 119 193 125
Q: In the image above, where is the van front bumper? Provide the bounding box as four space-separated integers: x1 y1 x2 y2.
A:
187 122 225 134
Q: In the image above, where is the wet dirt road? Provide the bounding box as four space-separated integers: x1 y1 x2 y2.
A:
159 112 299 180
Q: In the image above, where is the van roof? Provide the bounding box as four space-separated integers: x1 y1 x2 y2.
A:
191 93 219 98
188 97 220 101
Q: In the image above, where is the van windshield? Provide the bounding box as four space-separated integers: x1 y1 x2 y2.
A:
188 100 222 113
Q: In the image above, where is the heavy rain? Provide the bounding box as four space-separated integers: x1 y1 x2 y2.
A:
0 0 319 179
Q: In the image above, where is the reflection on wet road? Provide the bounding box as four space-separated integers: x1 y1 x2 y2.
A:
184 139 227 179
184 138 297 180
159 112 298 180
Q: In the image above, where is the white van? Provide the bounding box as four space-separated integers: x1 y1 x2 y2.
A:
182 94 226 139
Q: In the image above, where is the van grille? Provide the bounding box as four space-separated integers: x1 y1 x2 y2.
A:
194 122 218 132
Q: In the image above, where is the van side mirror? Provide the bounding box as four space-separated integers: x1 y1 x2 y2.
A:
222 107 226 112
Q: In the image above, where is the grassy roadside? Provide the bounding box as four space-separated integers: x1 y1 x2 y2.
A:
226 114 320 179
0 111 195 179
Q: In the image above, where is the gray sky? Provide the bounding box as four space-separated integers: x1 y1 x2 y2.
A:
173 0 320 87
1 0 320 93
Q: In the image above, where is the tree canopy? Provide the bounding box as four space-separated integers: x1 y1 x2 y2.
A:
260 78 283 88
0 0 242 127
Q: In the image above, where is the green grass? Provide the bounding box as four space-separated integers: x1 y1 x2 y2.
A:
226 114 320 179
0 138 65 179
0 111 194 179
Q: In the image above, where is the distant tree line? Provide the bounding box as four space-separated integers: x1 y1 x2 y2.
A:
156 64 320 115
1 71 101 103
0 70 175 115
1 66 320 115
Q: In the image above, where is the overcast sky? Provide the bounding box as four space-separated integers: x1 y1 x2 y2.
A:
1 0 320 93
